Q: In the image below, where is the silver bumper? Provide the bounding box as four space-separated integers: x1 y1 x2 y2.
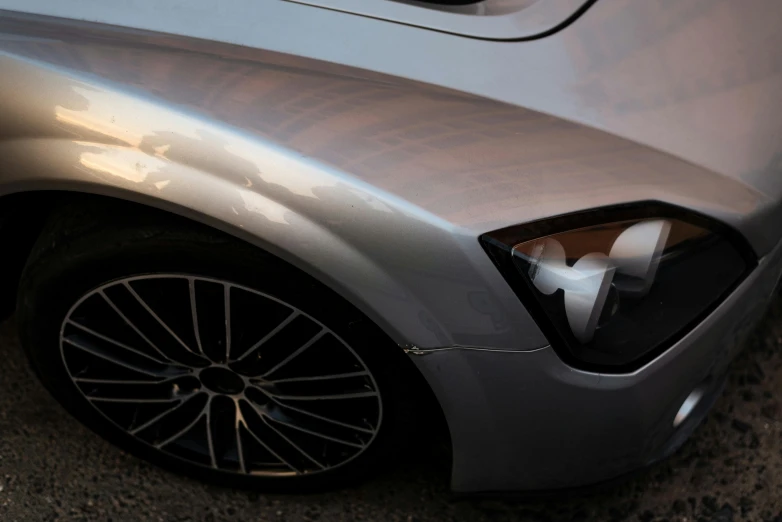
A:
411 237 782 492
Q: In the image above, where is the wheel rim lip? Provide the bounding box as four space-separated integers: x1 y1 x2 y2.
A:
59 272 383 478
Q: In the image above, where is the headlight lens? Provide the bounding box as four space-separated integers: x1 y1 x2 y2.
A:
481 206 754 371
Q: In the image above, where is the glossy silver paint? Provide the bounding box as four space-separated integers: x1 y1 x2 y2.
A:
415 237 782 491
1 0 780 251
674 389 704 428
284 0 594 40
0 0 780 492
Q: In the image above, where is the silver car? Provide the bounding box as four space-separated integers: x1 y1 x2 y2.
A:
0 0 780 493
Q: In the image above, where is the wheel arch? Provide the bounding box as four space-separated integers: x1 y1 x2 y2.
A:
11 188 452 487
0 133 418 349
1 185 450 441
1 47 472 352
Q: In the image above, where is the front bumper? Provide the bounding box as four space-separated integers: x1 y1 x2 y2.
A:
411 236 782 493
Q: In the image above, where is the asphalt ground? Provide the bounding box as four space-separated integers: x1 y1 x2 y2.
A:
0 294 781 522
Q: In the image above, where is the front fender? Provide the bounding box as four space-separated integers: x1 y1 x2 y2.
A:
0 52 545 351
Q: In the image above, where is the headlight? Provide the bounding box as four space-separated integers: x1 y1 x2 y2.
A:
481 204 755 371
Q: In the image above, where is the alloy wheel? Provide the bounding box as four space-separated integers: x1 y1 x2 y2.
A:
59 275 382 476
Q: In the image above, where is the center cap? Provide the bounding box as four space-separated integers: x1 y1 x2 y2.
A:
200 367 245 395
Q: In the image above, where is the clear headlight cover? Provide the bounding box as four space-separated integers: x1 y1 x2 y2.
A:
481 206 754 371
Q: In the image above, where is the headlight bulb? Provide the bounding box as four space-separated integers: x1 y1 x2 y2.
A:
518 220 670 343
523 237 615 343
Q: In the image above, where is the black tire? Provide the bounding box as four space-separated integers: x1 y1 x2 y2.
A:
17 198 413 492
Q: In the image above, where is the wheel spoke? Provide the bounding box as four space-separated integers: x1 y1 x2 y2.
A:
80 378 199 403
205 396 217 468
267 389 379 401
154 402 209 448
99 290 175 364
88 397 181 404
234 400 247 474
67 320 170 365
267 371 369 385
269 396 375 435
188 278 205 356
129 394 199 434
233 310 299 362
124 282 202 358
74 376 173 385
243 399 325 470
238 404 301 474
224 284 232 363
263 409 365 449
260 329 327 379
63 336 181 378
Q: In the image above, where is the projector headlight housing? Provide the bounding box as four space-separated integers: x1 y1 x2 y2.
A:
481 203 756 372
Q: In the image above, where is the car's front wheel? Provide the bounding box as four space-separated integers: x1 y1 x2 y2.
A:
17 199 409 491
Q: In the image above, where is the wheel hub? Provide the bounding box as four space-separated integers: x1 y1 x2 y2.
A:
199 366 245 395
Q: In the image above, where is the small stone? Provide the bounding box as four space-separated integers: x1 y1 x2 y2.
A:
702 496 718 513
673 500 687 514
712 412 728 424
739 497 753 516
731 419 751 433
761 403 779 419
710 504 733 522
608 507 626 521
